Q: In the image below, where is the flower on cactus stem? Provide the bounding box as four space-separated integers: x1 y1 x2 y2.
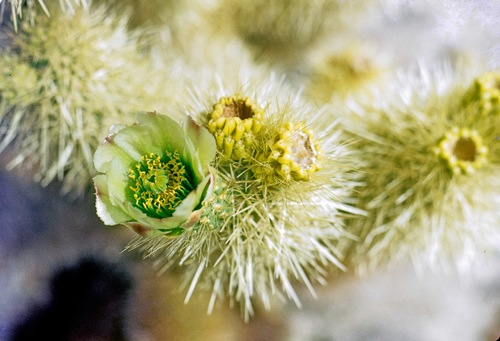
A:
124 73 364 320
207 95 263 160
435 127 488 175
93 112 216 237
254 122 323 182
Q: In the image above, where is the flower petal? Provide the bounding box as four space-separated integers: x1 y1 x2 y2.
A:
93 174 132 225
112 124 165 161
182 135 204 184
93 124 135 173
106 157 130 205
135 112 187 156
124 222 152 237
172 172 214 219
183 115 217 175
181 208 204 228
122 201 192 232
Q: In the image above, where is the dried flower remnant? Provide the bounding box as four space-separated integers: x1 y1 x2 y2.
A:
436 127 488 174
207 95 263 159
255 122 322 182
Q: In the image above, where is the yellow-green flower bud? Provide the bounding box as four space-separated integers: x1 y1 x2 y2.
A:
208 95 263 159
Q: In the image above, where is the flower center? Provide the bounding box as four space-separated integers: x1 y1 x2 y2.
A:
452 138 476 162
129 151 194 218
436 127 488 174
144 169 169 193
221 98 254 119
289 130 318 170
254 122 322 181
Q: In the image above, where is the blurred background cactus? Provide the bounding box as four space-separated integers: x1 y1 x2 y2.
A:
0 0 183 196
340 65 500 275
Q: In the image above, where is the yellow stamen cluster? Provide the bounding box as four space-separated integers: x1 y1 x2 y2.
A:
255 122 322 182
208 95 263 159
435 127 488 175
468 71 500 116
129 151 193 218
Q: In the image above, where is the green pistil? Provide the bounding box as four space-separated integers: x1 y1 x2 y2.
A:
143 169 169 194
129 151 194 218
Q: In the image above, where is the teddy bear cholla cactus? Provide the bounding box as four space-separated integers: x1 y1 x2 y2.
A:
341 65 500 275
0 2 180 196
112 74 361 320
